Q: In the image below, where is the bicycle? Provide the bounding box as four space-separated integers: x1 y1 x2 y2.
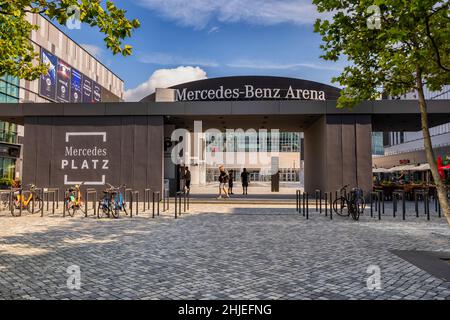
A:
64 183 84 217
333 185 365 220
11 184 43 216
98 183 127 219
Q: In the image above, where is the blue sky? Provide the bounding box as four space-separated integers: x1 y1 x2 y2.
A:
60 0 346 101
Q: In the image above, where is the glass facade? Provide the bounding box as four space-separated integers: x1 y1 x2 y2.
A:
0 75 20 179
371 132 384 155
205 132 300 153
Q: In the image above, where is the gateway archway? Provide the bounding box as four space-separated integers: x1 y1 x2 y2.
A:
0 76 449 198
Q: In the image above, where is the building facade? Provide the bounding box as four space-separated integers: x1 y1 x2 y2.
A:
0 14 124 181
373 85 450 168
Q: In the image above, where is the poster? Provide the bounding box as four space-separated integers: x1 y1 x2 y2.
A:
82 76 93 103
39 49 58 101
56 59 71 102
70 68 82 103
93 81 102 102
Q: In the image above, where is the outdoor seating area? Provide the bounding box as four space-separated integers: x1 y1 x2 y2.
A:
372 161 450 201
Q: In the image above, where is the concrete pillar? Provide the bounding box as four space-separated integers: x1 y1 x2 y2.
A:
304 115 372 194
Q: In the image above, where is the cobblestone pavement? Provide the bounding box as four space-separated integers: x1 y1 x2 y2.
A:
0 202 449 300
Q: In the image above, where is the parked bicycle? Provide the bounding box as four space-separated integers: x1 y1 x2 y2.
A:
11 184 43 216
333 185 365 220
98 183 127 219
64 183 84 217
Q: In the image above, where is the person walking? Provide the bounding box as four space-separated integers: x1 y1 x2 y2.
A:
228 170 234 195
217 165 229 199
184 166 191 193
241 168 250 195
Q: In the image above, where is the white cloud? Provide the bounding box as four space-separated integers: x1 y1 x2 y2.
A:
80 43 103 58
208 26 220 34
227 59 343 71
138 52 219 67
135 0 325 29
124 66 208 101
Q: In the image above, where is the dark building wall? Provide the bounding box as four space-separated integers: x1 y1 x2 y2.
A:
304 116 326 192
22 116 164 195
304 115 372 194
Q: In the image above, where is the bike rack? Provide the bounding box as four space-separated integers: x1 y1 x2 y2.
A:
162 188 169 212
315 189 322 213
369 191 382 220
152 191 160 218
127 189 139 218
85 188 97 217
0 190 12 213
42 188 57 216
174 191 184 219
10 188 22 216
144 188 152 212
414 189 430 218
393 190 406 219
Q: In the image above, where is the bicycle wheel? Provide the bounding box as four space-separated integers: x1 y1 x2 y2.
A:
66 202 76 217
10 199 22 217
356 198 365 215
110 199 120 219
350 202 360 220
27 198 43 214
333 197 349 216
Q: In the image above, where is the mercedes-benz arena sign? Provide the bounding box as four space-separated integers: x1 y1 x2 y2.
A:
143 76 342 102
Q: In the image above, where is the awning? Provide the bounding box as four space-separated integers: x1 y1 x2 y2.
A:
413 163 430 171
388 164 417 172
373 167 390 173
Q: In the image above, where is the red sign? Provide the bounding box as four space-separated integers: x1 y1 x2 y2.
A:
399 159 410 165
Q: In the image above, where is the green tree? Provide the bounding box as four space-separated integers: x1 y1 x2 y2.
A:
0 0 140 80
313 0 450 226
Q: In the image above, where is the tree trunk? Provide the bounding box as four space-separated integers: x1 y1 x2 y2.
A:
415 66 450 226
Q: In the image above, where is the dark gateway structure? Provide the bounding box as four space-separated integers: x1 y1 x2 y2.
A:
0 76 449 195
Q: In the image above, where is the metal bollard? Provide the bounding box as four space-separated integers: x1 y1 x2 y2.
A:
302 192 305 216
329 192 333 220
152 192 155 218
324 192 328 217
174 193 178 219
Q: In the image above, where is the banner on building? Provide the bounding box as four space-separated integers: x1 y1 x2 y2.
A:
39 49 58 101
56 59 71 102
70 68 82 103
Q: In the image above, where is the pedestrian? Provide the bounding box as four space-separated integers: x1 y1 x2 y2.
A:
241 168 249 195
184 166 191 193
217 165 229 199
228 170 234 195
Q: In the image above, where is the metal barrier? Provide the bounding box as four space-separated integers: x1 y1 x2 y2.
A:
84 188 97 217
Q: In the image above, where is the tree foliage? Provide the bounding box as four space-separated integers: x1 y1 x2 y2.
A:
0 0 140 80
313 0 450 107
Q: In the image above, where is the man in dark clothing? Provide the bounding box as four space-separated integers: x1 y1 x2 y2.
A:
228 170 234 195
241 168 250 195
184 167 191 192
